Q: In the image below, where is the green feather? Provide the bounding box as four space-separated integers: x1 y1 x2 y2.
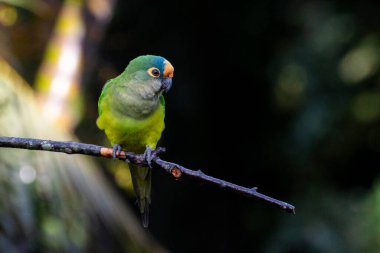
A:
159 94 165 108
129 164 151 228
97 78 113 115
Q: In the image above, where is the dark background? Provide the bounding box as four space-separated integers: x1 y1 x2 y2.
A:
90 1 380 252
3 0 380 252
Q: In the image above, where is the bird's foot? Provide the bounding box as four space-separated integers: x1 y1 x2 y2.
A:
112 144 122 159
143 146 166 168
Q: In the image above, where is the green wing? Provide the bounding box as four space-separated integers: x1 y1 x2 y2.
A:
98 78 114 115
159 95 165 110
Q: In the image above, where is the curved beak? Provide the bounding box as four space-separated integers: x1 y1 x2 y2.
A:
162 60 174 92
161 77 172 92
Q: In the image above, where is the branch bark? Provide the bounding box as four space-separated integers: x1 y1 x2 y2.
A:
0 136 295 214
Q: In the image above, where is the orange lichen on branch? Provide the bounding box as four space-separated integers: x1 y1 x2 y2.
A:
100 147 126 159
170 166 182 178
100 147 113 157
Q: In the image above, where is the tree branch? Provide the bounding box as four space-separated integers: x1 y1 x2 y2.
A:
0 136 295 214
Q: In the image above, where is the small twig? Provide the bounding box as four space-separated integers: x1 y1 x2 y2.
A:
0 136 295 214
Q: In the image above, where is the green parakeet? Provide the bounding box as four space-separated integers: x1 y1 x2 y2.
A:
97 55 174 227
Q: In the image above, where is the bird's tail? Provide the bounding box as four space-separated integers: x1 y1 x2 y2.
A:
129 164 152 228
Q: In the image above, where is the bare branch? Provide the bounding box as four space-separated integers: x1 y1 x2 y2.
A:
0 136 295 214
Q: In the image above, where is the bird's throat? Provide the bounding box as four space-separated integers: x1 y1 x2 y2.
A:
112 86 160 120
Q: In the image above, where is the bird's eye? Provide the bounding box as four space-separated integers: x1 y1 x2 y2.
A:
147 67 160 77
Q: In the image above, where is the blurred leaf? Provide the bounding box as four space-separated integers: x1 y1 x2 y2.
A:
35 0 85 130
0 0 49 15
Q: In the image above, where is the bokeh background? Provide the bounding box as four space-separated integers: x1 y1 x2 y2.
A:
1 0 380 252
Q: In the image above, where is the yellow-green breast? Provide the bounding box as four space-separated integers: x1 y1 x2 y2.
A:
97 102 165 153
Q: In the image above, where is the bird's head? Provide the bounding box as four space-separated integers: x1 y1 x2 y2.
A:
124 55 174 97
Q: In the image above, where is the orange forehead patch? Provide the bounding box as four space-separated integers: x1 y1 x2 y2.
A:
163 60 174 78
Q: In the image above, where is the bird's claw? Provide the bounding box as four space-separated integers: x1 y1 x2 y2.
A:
144 147 154 168
143 146 166 168
154 147 166 156
112 144 122 159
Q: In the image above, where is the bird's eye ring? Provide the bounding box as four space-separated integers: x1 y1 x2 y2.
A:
147 67 160 77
